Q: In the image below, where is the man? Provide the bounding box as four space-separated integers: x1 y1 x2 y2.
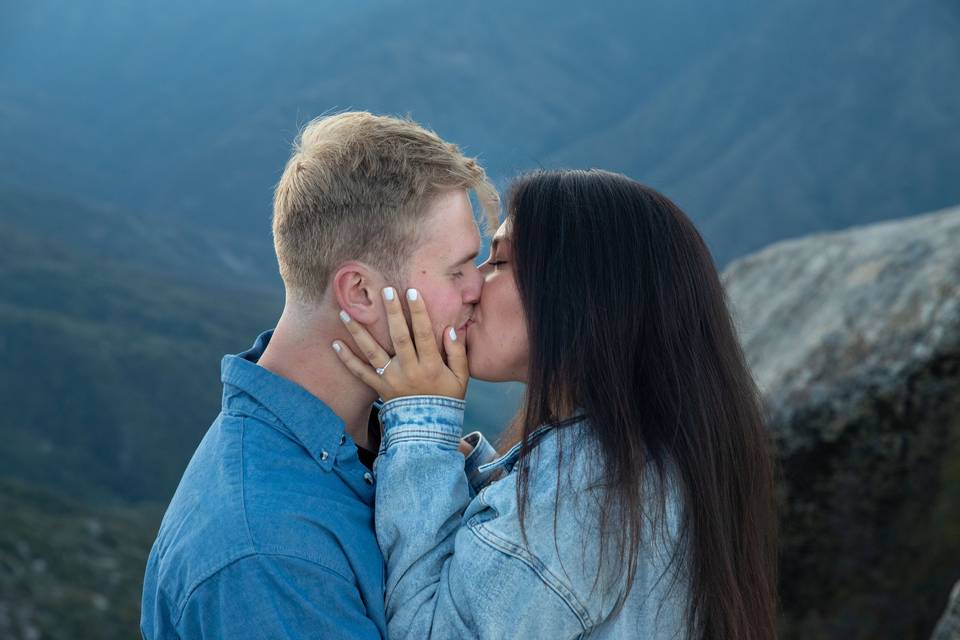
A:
141 111 499 638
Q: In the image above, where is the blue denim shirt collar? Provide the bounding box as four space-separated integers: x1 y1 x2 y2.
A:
220 329 344 472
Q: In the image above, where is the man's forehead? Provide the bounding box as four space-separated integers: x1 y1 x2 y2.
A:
413 225 480 265
413 198 481 260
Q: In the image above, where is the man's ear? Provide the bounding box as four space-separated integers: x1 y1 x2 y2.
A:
331 262 382 324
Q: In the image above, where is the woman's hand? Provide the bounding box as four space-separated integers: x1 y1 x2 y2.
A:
332 287 469 401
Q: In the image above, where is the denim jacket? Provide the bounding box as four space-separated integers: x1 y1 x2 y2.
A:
374 396 691 640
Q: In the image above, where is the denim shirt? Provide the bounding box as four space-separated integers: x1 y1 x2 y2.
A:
141 331 386 639
375 396 691 640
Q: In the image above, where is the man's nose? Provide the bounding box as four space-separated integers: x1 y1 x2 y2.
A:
463 267 483 304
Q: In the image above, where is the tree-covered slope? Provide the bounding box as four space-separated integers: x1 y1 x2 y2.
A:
0 189 282 502
0 479 159 639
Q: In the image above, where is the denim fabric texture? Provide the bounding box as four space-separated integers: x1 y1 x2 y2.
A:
375 395 690 640
461 430 499 497
141 331 386 639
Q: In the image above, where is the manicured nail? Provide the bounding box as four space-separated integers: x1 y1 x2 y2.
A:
339 310 351 323
332 341 342 353
407 288 419 301
448 327 457 342
383 287 395 301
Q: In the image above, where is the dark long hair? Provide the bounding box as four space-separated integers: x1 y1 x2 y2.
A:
499 169 779 639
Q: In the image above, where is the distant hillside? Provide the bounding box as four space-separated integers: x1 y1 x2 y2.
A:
0 188 517 503
544 0 960 263
0 187 280 290
2 0 957 264
0 189 282 502
0 479 159 640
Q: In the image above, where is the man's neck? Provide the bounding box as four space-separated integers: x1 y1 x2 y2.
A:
258 309 379 451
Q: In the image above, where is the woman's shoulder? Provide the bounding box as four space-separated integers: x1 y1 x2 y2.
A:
475 420 683 515
461 419 687 624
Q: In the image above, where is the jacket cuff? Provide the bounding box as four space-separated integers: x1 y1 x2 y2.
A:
379 395 465 449
461 431 499 495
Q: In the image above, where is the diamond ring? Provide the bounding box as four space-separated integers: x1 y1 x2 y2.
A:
376 358 393 376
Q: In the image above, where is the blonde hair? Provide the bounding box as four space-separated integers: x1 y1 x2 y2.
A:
272 111 499 303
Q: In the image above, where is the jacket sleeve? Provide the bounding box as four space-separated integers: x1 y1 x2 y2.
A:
374 396 588 640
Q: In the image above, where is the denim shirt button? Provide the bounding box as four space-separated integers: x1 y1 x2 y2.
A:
320 450 329 461
339 434 346 445
363 472 374 485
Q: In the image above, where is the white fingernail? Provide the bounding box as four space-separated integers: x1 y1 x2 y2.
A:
339 310 351 323
383 287 395 301
332 341 342 353
407 289 419 301
448 327 457 342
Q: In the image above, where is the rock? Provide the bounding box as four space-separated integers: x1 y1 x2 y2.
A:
932 580 960 640
722 205 960 640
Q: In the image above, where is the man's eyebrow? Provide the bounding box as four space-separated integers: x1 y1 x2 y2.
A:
450 249 479 267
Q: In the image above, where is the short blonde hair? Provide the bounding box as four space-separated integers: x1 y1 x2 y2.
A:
272 111 499 303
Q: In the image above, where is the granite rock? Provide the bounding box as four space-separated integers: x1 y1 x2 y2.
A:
722 205 960 640
931 579 960 640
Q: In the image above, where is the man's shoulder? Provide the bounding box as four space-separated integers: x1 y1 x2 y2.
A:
145 411 377 614
143 547 367 636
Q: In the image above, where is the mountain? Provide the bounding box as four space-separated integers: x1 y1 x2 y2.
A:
0 187 518 502
0 188 280 290
545 0 960 263
0 188 282 502
0 479 160 640
4 201 958 640
2 0 957 264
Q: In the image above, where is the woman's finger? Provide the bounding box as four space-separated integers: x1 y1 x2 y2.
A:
339 309 392 369
382 287 417 367
405 289 440 361
332 340 388 396
443 326 470 393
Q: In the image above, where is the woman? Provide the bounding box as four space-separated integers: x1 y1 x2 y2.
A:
333 169 779 639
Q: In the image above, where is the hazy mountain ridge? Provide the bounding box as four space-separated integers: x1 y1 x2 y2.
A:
0 188 280 291
3 0 956 264
1 2 958 634
544 0 960 263
0 187 516 503
0 189 282 502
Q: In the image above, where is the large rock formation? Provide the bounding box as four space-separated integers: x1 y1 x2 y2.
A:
932 580 960 640
722 205 960 640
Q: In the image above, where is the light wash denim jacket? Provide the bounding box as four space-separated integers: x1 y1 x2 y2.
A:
374 396 691 640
